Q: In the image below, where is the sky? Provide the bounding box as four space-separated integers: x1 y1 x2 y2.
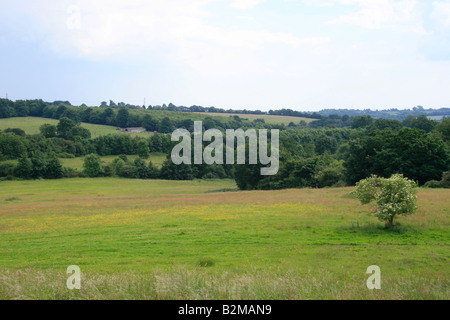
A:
0 0 449 112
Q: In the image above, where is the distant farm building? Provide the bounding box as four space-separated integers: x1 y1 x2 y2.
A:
118 127 147 133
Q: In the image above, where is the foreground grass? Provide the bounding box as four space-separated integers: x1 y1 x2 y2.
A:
1 267 447 300
0 178 448 299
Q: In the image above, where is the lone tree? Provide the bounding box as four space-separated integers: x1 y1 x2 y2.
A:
354 174 418 228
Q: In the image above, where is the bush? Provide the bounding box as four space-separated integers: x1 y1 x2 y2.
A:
117 164 138 179
424 171 450 188
4 128 26 137
83 154 104 177
353 174 418 228
0 133 27 159
0 163 16 177
14 156 33 179
160 159 194 180
147 161 160 179
39 124 57 138
62 167 79 178
45 156 63 179
137 140 150 159
103 164 114 177
442 171 450 188
423 180 442 188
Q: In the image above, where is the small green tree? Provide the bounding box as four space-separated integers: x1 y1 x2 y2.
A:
137 140 150 159
83 154 104 177
31 151 47 179
39 124 57 138
45 154 63 179
70 126 91 139
57 117 76 139
15 154 33 179
354 174 418 228
116 108 129 128
147 161 160 179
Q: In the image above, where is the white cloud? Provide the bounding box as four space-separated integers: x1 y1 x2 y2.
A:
304 0 335 7
432 1 450 27
2 0 328 78
230 0 266 9
311 0 426 34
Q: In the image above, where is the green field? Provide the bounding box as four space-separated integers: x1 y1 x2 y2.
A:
0 117 152 138
193 112 317 125
0 153 168 171
60 153 168 170
0 178 448 299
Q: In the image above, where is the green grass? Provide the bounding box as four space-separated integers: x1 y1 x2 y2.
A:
0 153 168 171
0 178 448 299
60 153 168 170
193 112 317 125
0 117 152 138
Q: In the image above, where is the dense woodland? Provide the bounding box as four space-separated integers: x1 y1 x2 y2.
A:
1 98 449 189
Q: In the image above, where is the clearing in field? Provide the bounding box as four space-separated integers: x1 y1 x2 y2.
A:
0 178 448 299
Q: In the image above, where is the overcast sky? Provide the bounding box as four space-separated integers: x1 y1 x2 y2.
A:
0 0 449 111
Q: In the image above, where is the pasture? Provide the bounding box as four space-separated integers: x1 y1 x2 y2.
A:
0 153 168 171
192 112 317 125
60 153 168 170
0 178 448 299
0 117 153 138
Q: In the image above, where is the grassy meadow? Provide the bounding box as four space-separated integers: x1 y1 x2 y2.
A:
60 153 168 170
0 117 153 138
0 153 168 172
0 178 448 299
193 112 317 125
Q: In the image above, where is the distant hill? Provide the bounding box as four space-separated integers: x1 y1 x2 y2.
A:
191 112 317 125
317 106 450 121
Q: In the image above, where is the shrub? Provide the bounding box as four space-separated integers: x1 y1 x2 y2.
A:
117 164 138 179
62 167 78 178
441 171 450 188
4 128 26 137
83 154 104 177
103 164 114 177
147 161 160 179
137 140 150 159
424 171 450 188
14 155 33 179
0 162 16 177
45 156 63 179
423 180 442 188
39 124 57 138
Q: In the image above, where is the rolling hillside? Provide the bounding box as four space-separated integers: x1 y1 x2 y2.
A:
0 117 152 138
193 112 317 125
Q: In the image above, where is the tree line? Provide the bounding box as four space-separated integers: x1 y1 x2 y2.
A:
1 99 449 188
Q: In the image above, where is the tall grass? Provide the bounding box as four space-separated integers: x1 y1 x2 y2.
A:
0 267 447 300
